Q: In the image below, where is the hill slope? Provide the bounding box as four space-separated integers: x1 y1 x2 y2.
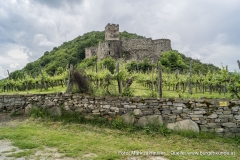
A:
9 31 219 79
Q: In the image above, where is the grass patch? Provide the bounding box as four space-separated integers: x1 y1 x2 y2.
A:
0 119 239 159
0 86 66 95
7 150 34 158
1 108 239 160
12 140 40 149
0 81 233 99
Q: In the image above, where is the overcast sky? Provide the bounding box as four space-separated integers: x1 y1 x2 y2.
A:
0 0 240 79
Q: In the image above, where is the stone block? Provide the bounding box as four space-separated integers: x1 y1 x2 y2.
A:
173 103 185 107
231 106 239 112
223 111 232 114
189 114 203 118
222 122 237 128
215 128 224 133
183 108 191 113
121 113 135 125
207 123 217 128
133 109 143 116
234 115 240 120
169 115 177 119
92 109 100 113
110 107 119 112
215 118 228 123
124 105 136 109
137 115 163 127
219 114 233 118
46 106 62 116
162 110 171 114
162 105 169 108
177 107 183 110
142 109 153 115
195 103 207 107
191 117 199 121
102 105 110 109
194 111 206 114
172 110 182 114
167 119 199 132
208 113 218 118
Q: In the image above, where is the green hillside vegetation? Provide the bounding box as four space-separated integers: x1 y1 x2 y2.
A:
9 31 143 79
8 30 219 81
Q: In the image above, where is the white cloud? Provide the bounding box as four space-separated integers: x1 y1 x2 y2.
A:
33 34 55 47
7 49 28 60
10 63 21 71
0 66 6 79
0 0 240 79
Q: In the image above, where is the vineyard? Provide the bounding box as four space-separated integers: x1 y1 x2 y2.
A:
1 57 240 99
0 69 68 93
83 62 240 99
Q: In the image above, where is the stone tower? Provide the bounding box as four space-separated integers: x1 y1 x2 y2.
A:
105 23 120 40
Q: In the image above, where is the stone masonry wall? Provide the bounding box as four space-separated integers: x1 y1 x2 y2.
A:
122 38 171 62
97 40 122 60
0 94 239 137
85 47 97 58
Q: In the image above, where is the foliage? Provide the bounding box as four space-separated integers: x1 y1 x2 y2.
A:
126 58 156 73
99 56 116 74
120 31 144 39
160 50 188 72
121 87 134 97
77 55 97 69
72 70 92 94
8 30 146 78
160 50 220 74
109 115 124 129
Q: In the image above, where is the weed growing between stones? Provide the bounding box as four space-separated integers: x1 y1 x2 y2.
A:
121 87 134 97
9 110 23 117
109 115 124 129
29 107 49 118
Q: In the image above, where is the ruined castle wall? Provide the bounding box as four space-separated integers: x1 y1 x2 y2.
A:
105 23 120 41
85 47 97 58
154 39 172 54
122 38 162 62
97 40 122 61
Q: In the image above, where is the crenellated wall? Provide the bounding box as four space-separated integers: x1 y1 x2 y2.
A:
0 94 239 138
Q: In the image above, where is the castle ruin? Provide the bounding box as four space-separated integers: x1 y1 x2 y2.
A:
85 23 172 62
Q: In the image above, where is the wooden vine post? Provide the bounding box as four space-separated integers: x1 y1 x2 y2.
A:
116 62 122 94
157 63 163 98
188 60 193 95
151 67 154 94
66 64 73 93
7 70 10 91
39 66 47 91
96 61 98 88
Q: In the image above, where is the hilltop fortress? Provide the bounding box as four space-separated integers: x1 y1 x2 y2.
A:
85 23 172 62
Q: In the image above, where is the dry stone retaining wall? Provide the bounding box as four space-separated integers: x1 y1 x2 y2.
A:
0 93 239 137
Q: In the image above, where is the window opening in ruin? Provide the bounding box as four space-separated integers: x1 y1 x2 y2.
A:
108 51 110 55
